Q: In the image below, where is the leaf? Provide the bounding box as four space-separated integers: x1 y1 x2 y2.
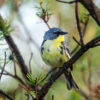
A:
26 73 36 85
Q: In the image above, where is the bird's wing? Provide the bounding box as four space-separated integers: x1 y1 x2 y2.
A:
61 41 71 59
61 41 73 70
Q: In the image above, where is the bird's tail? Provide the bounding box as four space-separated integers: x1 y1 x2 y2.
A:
64 70 79 90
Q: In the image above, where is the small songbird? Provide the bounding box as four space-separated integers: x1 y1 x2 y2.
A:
41 28 79 90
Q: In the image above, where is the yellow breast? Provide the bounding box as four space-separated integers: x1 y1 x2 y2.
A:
41 35 69 67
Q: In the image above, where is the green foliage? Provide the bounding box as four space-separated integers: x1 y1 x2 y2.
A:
25 90 36 98
26 73 47 86
35 0 52 20
0 15 13 36
25 73 47 98
26 73 36 85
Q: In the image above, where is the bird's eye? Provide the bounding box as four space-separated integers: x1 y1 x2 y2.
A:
54 31 59 34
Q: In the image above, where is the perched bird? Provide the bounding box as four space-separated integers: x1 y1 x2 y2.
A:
41 28 79 90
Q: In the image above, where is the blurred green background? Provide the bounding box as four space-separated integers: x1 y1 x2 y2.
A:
0 0 100 100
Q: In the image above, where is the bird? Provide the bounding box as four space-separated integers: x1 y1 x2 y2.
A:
41 28 79 90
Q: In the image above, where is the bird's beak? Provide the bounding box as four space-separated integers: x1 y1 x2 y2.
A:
61 31 68 35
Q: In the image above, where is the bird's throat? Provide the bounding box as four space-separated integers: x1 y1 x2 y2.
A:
56 35 64 42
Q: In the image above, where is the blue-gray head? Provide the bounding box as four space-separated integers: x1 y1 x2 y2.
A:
43 28 68 40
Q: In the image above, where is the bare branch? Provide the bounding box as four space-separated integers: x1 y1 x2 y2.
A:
75 2 84 46
52 95 54 100
25 93 30 100
40 0 50 29
57 0 100 26
56 0 77 4
71 15 90 54
13 59 17 75
0 71 26 86
11 52 17 75
0 89 14 100
29 52 33 74
4 35 29 79
73 36 81 46
71 44 79 54
82 15 90 35
19 84 34 99
0 52 6 80
79 0 100 26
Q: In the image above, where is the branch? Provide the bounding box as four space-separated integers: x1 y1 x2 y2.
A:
52 95 54 100
56 0 100 26
73 36 81 46
0 52 6 80
3 35 29 79
39 0 51 29
79 0 100 26
71 15 90 54
92 43 100 47
35 36 100 100
0 89 14 100
75 2 84 46
56 0 77 4
0 69 26 86
29 52 33 74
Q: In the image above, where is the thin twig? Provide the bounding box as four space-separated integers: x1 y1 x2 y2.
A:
36 78 38 100
83 15 90 35
0 72 26 86
4 35 29 79
79 0 100 25
56 0 77 4
25 93 30 100
39 0 50 29
0 89 14 100
71 45 79 55
71 15 90 54
19 84 34 99
41 67 57 82
57 0 100 27
73 37 81 46
0 66 26 86
29 52 33 74
52 95 54 100
13 59 17 75
0 52 6 80
75 2 84 46
12 52 17 75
